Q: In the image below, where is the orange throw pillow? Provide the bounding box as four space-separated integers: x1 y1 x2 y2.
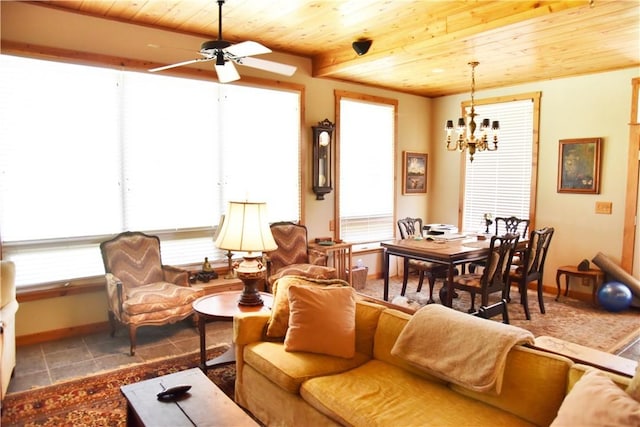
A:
284 285 356 358
265 276 348 338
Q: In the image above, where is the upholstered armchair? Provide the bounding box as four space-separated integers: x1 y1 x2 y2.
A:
100 231 204 355
0 260 18 402
265 222 337 288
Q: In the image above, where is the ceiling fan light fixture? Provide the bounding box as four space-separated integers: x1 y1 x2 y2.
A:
148 0 296 80
352 39 372 56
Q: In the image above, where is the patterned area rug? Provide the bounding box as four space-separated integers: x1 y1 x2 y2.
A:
361 276 640 353
1 346 233 427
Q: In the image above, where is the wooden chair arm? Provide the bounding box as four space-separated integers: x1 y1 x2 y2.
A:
105 273 124 317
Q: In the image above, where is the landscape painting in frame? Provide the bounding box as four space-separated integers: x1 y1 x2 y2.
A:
557 138 602 194
403 151 427 194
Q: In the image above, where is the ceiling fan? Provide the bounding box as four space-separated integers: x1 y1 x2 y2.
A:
149 0 296 83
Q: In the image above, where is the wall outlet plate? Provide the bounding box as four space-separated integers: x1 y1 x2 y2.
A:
595 201 612 214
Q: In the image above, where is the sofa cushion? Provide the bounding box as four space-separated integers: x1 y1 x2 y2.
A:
265 276 348 338
301 359 536 427
371 308 445 382
451 346 572 427
551 368 640 426
244 341 369 394
122 281 202 315
284 285 356 358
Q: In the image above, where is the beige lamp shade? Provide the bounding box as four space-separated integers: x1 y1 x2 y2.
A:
215 201 277 253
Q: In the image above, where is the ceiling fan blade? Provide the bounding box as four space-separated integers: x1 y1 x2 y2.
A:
215 61 241 83
226 41 271 58
149 57 213 72
236 57 297 76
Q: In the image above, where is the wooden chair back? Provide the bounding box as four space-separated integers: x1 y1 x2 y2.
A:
397 217 423 239
483 233 520 296
494 216 529 238
522 227 555 277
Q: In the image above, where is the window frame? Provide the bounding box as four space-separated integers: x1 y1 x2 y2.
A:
334 90 398 244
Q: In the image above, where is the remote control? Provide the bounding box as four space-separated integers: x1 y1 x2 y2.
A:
156 384 191 400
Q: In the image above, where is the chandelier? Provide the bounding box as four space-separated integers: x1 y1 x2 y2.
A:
445 61 499 162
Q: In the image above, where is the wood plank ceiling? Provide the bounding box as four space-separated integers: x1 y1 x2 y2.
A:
36 0 640 97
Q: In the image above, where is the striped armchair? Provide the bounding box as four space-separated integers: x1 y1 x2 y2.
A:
100 231 204 355
265 222 337 288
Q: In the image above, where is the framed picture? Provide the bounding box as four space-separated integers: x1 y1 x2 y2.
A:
403 151 427 194
557 138 602 194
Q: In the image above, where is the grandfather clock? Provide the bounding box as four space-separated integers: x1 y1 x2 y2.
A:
312 118 334 200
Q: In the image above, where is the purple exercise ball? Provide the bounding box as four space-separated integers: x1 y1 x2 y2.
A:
597 281 632 312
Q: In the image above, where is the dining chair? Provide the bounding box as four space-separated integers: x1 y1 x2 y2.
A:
449 233 520 320
397 217 449 303
508 227 555 320
469 216 529 273
494 216 530 237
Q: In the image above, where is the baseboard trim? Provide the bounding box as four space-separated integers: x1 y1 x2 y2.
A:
17 321 110 347
539 283 594 304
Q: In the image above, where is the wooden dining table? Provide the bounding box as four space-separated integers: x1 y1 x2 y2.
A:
381 236 516 306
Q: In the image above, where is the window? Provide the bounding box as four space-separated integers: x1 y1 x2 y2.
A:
0 54 301 288
461 94 540 232
336 92 396 243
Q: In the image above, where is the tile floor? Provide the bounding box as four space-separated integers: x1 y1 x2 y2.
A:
7 319 233 394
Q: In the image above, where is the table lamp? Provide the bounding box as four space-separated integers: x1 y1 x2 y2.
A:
214 201 277 306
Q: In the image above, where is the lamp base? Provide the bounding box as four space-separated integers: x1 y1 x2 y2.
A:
237 271 264 306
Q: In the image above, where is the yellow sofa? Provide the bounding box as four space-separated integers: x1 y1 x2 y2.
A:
234 298 633 426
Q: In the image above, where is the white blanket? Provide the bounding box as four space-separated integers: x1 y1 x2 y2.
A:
391 304 534 394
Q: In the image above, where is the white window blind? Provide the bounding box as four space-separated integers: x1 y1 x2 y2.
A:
0 54 301 288
121 72 220 232
338 97 395 243
462 99 534 232
218 84 300 221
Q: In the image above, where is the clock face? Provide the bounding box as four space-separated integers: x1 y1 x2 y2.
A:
319 131 330 146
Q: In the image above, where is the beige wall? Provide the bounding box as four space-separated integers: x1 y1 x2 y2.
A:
430 68 639 292
2 2 638 338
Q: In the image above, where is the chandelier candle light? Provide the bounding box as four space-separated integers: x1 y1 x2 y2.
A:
445 61 499 162
214 201 278 306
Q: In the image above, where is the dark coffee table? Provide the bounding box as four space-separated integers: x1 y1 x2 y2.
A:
120 367 258 426
193 291 273 371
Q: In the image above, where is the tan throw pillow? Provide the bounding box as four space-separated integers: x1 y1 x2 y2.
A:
265 276 348 338
551 368 640 427
627 360 640 402
284 285 356 358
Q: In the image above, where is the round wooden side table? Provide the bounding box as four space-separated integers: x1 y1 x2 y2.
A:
193 291 273 372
